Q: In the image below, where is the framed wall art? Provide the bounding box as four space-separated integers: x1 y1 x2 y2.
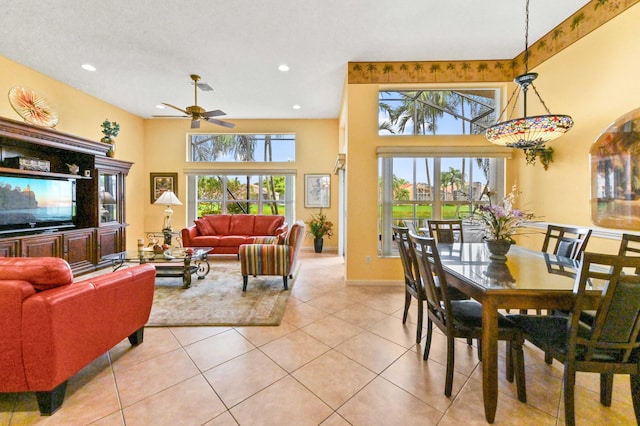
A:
150 172 177 203
304 174 330 208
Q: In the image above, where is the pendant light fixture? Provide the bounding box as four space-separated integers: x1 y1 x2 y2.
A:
485 0 573 149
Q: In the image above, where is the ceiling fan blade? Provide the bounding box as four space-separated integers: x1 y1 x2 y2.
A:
162 103 189 114
196 82 214 91
202 109 226 118
152 114 188 118
207 118 235 128
191 119 201 129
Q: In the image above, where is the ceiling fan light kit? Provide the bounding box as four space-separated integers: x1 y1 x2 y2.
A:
153 74 234 129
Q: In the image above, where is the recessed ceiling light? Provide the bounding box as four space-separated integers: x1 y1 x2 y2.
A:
278 64 290 72
155 104 165 109
292 104 301 110
81 64 96 72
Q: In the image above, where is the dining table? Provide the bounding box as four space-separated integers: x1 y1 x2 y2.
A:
435 242 598 424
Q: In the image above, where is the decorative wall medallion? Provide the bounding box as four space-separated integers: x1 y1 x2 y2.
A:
8 86 59 128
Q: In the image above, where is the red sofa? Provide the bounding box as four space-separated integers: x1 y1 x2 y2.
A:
181 214 288 255
0 257 156 415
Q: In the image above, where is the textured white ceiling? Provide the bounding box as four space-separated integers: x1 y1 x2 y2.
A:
1 0 590 122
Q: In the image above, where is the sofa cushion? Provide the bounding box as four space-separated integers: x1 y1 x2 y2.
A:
0 257 73 291
194 219 215 236
230 215 256 235
254 215 284 235
204 215 231 235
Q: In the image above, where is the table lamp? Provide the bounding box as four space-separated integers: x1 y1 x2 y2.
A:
154 190 182 244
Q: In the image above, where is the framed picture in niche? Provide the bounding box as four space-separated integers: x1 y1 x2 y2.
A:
150 172 177 203
304 174 330 208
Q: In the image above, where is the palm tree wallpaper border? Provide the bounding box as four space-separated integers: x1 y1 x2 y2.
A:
348 0 638 84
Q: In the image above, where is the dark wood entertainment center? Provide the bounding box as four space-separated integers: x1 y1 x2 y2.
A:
0 116 131 275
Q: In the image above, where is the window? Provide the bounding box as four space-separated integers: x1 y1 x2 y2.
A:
379 89 497 136
187 173 295 225
189 134 295 162
378 149 508 256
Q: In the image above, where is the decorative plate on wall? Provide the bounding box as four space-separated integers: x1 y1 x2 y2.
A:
8 86 59 128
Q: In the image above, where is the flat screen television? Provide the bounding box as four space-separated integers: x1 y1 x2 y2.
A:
0 175 75 234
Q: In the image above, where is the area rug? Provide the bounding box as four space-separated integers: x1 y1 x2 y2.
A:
146 258 295 327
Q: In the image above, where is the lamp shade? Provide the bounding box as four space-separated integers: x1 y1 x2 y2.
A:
154 190 182 206
485 114 574 149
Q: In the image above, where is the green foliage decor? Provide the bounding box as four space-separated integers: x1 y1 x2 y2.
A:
100 119 120 141
523 145 554 170
306 209 333 239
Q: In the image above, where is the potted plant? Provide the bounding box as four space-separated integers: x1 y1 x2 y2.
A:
475 185 534 262
306 209 333 253
100 119 120 157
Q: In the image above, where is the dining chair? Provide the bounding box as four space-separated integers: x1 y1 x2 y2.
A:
408 232 527 401
529 225 593 321
507 253 640 426
392 225 426 344
392 225 469 344
426 219 464 244
541 224 592 260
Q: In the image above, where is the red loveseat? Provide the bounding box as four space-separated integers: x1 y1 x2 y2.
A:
181 214 288 255
0 257 156 415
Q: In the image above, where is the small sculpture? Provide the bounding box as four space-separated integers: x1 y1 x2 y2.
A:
66 163 80 175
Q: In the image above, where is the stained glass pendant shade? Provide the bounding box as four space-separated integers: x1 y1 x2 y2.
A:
485 0 573 149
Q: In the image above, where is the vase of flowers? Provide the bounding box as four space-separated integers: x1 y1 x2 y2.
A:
475 185 534 262
100 119 120 158
306 209 333 253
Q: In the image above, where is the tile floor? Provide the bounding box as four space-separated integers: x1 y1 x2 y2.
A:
1 251 637 425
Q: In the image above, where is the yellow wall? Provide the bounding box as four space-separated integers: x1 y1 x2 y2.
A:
143 119 339 251
0 56 146 250
0 57 340 252
512 3 640 254
343 3 640 283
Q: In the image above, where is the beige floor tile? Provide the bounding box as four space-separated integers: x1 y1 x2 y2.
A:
292 349 376 409
185 329 254 371
332 302 390 329
305 291 354 314
442 378 556 426
115 348 200 407
422 331 480 376
260 329 330 372
334 330 407 374
367 315 420 349
235 320 298 347
203 410 240 425
380 349 466 412
230 376 333 426
337 376 443 425
109 327 181 371
203 349 287 407
301 315 364 348
122 375 226 426
281 301 330 328
169 326 231 346
319 413 352 425
90 411 126 425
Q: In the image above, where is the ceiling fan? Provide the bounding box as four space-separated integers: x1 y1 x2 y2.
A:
154 74 235 129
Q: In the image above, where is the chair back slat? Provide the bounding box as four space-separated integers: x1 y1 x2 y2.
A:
570 253 640 362
618 233 640 274
426 220 464 244
542 225 592 260
408 232 451 327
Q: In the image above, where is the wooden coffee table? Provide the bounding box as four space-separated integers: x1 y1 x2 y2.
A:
104 247 212 288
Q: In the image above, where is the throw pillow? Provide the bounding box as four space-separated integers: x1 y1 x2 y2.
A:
195 219 215 236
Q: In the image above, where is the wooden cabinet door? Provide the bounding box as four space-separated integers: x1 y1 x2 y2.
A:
0 239 20 257
21 234 63 257
96 226 123 267
63 229 95 274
